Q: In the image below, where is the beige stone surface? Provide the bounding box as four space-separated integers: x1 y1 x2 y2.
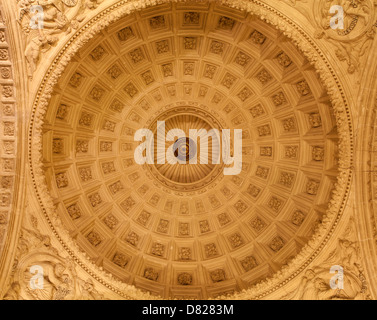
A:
0 0 376 300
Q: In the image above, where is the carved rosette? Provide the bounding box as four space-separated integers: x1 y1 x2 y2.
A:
0 8 17 261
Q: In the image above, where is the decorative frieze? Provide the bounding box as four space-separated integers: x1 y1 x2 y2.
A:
184 12 200 25
178 273 192 285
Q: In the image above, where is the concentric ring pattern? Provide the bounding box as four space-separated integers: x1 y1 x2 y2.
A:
42 2 338 298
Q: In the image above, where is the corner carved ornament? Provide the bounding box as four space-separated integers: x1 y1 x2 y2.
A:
26 0 354 299
17 0 105 78
279 0 377 74
281 216 370 300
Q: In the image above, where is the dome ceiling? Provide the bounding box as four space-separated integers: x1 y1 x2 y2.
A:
42 2 338 299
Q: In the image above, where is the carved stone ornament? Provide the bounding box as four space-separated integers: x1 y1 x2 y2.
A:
25 0 354 301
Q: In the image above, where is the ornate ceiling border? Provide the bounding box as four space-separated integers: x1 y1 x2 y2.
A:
27 0 353 299
0 4 20 280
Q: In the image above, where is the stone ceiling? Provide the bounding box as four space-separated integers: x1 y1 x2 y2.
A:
39 2 340 298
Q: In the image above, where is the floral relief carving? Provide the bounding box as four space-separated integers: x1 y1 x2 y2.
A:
178 273 192 285
126 231 139 246
178 222 189 236
313 0 377 74
282 218 371 300
241 256 258 272
184 37 197 49
4 215 107 300
178 247 191 260
210 269 225 282
112 252 128 268
184 12 200 25
104 214 118 230
117 26 133 41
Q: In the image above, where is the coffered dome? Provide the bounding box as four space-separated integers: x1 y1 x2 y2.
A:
42 2 339 298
